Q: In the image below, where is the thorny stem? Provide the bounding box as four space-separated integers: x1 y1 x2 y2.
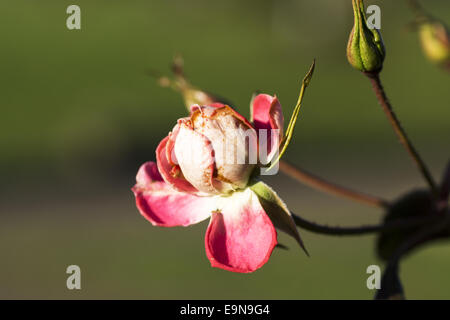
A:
366 73 439 196
280 160 389 209
292 213 440 236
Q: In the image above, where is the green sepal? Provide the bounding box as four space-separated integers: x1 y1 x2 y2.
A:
250 180 308 256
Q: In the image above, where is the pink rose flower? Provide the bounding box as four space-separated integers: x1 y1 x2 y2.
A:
132 94 303 273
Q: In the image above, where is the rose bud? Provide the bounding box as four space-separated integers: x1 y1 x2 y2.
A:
133 95 306 273
417 18 450 69
347 0 386 73
407 1 450 70
134 61 314 272
172 105 258 194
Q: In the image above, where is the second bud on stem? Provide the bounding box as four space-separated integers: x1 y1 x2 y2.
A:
347 0 386 73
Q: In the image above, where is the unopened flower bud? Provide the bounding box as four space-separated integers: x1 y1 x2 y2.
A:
417 18 450 68
347 0 386 73
407 0 450 69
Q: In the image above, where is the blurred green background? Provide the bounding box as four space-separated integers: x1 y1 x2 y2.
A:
0 0 449 299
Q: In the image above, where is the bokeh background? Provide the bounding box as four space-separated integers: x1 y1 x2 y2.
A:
1 0 449 299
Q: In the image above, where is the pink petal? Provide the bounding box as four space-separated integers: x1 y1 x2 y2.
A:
251 94 284 160
210 102 227 108
136 160 164 184
156 135 199 194
132 162 213 227
252 94 284 133
205 188 278 273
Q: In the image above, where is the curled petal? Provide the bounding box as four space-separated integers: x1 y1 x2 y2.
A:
156 135 199 193
190 103 227 114
136 160 164 185
251 94 284 160
205 188 277 273
174 123 218 194
209 102 228 109
251 94 283 135
132 162 213 227
191 106 257 192
165 122 182 166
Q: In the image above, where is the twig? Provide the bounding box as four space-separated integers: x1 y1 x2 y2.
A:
365 73 439 195
280 160 389 209
291 213 438 236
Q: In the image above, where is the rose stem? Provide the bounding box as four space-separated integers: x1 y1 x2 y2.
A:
280 160 389 209
365 73 439 195
291 213 440 236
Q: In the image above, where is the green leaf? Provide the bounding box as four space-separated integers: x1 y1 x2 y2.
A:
250 180 308 256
